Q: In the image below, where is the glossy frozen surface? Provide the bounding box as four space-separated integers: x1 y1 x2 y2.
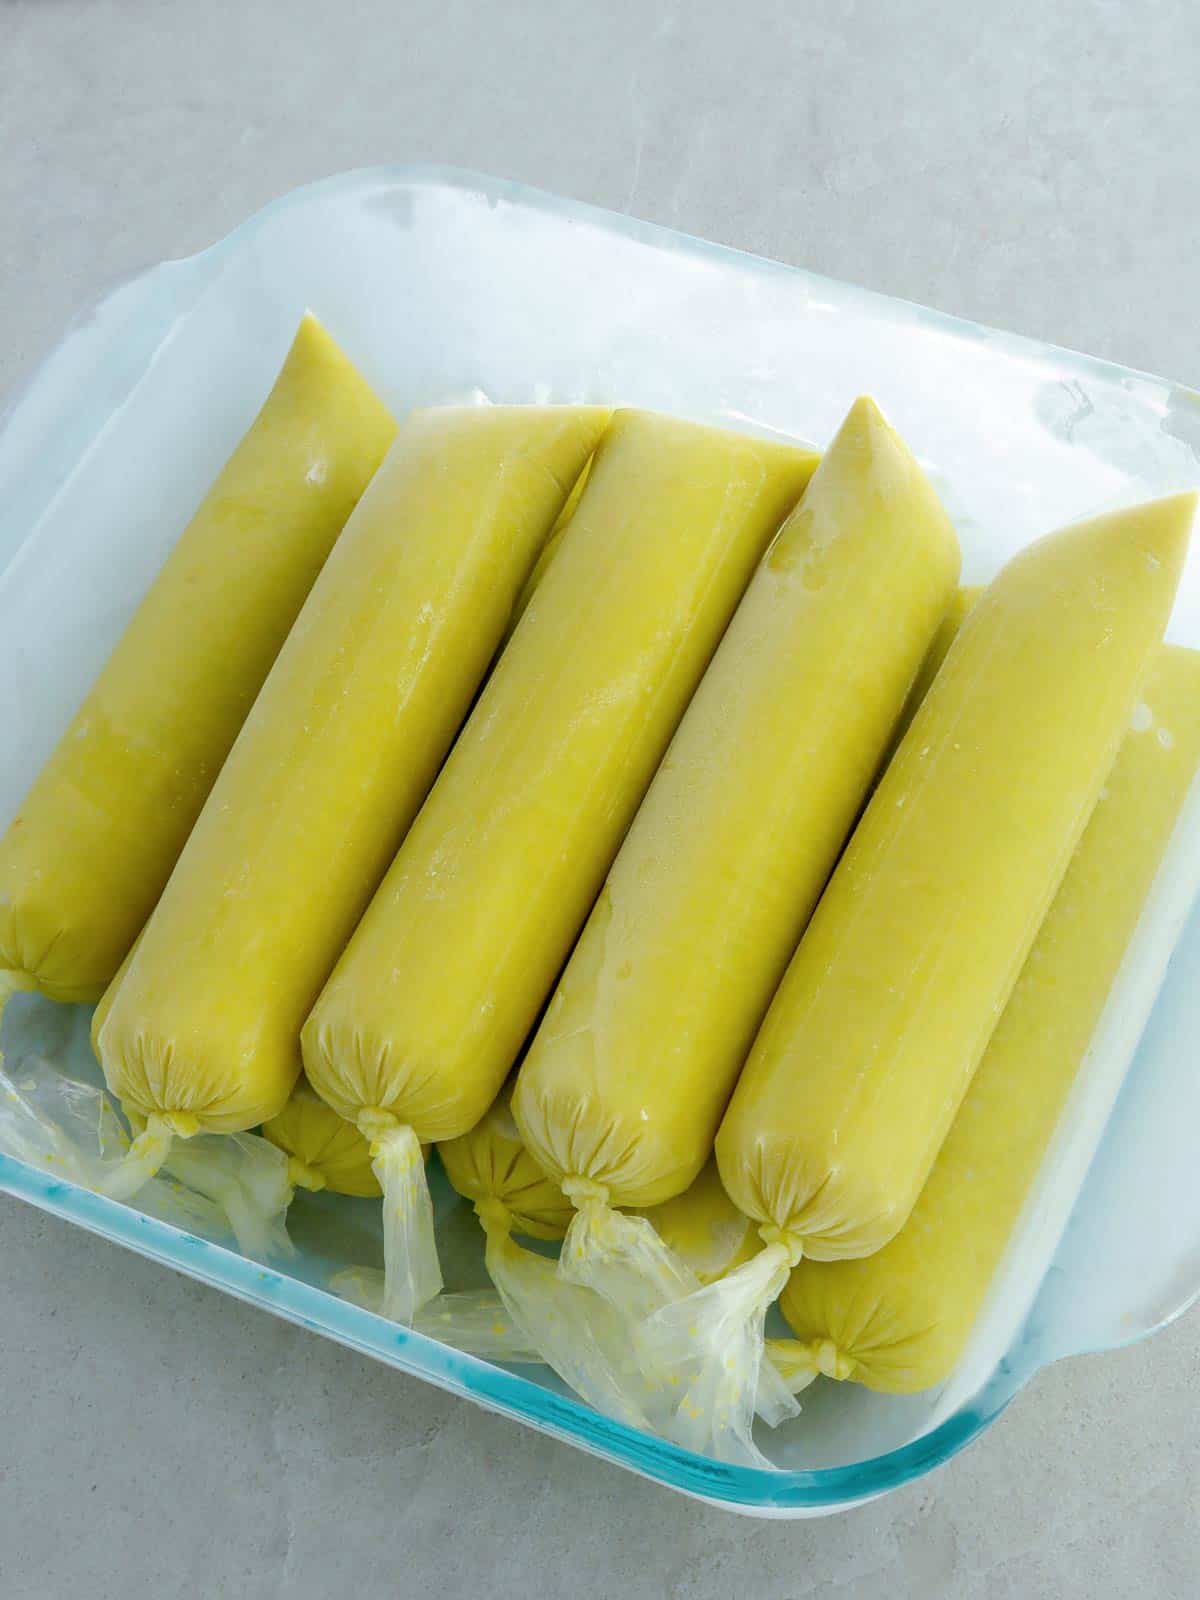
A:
3 166 1200 1514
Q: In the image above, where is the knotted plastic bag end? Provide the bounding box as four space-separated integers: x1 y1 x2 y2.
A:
765 1337 857 1389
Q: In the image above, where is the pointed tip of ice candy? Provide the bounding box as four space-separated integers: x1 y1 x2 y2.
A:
1007 490 1196 609
841 395 929 459
1068 490 1196 595
290 307 341 365
291 307 358 368
280 309 398 445
287 310 365 392
834 395 919 471
818 397 960 567
843 393 890 431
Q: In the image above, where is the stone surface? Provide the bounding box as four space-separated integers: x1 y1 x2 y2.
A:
2 1 1198 1594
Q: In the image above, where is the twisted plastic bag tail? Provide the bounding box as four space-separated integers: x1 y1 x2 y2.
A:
635 1240 801 1467
361 1114 442 1324
557 1176 700 1319
0 1061 290 1253
0 1050 178 1203
556 1178 800 1452
96 1112 179 1200
162 1132 295 1261
477 1198 652 1432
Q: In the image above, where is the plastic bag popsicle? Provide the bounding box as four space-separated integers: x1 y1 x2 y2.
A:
93 405 609 1218
0 316 396 1031
641 491 1194 1452
775 643 1200 1393
303 408 817 1333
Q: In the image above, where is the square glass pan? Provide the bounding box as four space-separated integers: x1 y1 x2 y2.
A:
3 165 1200 1516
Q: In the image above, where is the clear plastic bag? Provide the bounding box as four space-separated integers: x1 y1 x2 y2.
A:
439 1087 799 1457
362 1116 443 1324
0 1056 294 1260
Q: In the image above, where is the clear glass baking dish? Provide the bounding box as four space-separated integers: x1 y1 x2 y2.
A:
2 164 1199 1516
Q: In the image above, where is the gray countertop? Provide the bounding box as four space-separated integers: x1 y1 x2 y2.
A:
2 2 1198 1595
